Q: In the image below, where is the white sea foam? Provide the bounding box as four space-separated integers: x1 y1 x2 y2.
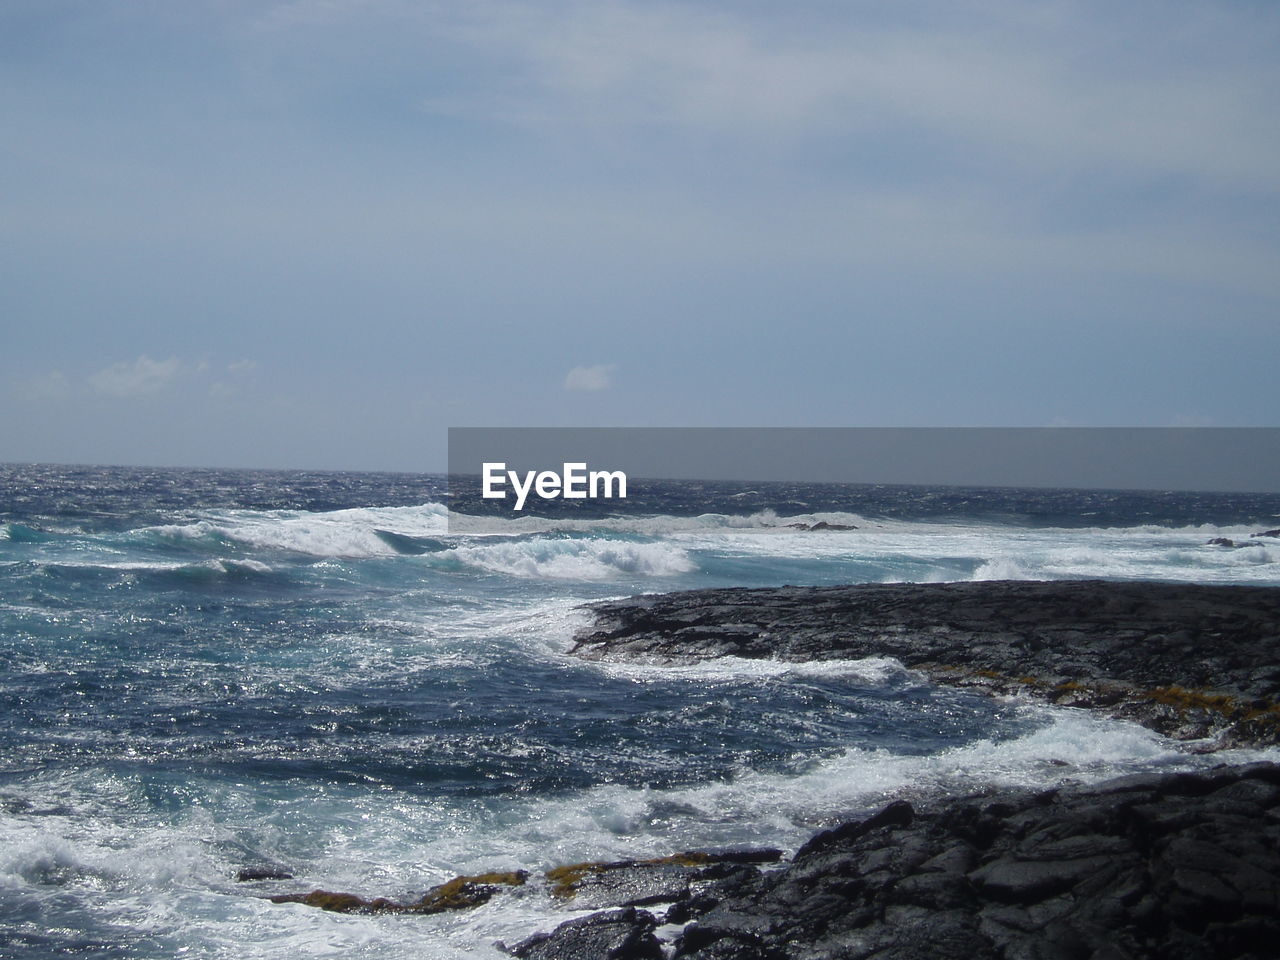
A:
972 556 1040 580
44 557 277 576
4 703 1276 960
588 654 914 686
422 707 1280 877
445 508 873 539
449 539 696 580
153 504 451 558
108 504 1280 586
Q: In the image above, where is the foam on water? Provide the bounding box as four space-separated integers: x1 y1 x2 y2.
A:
5 469 1280 959
446 508 872 538
6 700 1270 960
588 654 914 686
10 498 1277 587
153 504 451 558
448 538 697 580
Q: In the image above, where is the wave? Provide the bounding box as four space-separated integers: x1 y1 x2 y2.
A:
965 535 1279 584
18 558 279 587
972 557 1042 580
419 710 1280 883
150 503 451 558
10 704 1270 959
8 500 1277 588
447 538 697 580
0 523 57 544
446 507 874 539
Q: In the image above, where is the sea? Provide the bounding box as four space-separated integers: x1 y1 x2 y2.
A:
2 463 1280 959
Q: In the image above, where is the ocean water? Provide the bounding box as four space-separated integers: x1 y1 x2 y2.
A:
2 464 1280 958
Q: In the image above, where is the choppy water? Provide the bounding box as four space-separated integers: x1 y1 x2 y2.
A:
2 464 1279 958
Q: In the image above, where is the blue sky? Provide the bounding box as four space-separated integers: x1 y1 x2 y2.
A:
3 0 1278 469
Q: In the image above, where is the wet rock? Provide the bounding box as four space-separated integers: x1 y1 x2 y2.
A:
794 799 914 859
269 870 527 914
1206 537 1236 547
1252 529 1280 538
269 889 377 913
546 850 782 909
969 855 1115 903
235 867 293 882
649 764 1280 959
573 581 1280 745
509 907 663 960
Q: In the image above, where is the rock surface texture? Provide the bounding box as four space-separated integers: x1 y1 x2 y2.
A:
518 764 1280 960
573 580 1280 745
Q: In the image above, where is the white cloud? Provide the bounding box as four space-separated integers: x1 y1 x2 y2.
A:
383 0 1280 191
564 363 615 391
227 359 258 377
88 355 181 397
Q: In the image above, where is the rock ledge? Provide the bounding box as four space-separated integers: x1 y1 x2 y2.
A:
573 580 1280 746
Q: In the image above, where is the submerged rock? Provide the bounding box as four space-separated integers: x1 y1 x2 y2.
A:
269 870 527 914
235 867 293 882
573 580 1280 746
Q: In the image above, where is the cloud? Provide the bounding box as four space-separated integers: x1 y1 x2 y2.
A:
564 363 615 391
374 0 1280 191
88 355 181 397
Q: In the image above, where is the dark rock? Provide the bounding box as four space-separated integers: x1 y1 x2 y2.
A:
510 907 663 960
794 800 914 859
572 581 1280 746
648 765 1280 960
562 860 695 909
1252 529 1280 538
235 867 294 882
1206 538 1236 547
545 850 781 908
969 856 1114 903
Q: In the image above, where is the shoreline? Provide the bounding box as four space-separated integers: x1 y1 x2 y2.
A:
504 762 1280 960
573 580 1280 748
517 580 1280 957
266 579 1280 958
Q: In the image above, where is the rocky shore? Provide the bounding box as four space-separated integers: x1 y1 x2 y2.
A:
265 580 1280 958
509 763 1280 960
517 580 1280 958
573 580 1280 746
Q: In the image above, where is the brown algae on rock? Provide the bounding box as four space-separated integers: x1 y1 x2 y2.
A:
269 870 528 915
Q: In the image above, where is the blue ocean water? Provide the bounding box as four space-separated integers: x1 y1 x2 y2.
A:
2 464 1279 958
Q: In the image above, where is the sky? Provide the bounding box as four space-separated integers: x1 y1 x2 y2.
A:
2 0 1278 471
